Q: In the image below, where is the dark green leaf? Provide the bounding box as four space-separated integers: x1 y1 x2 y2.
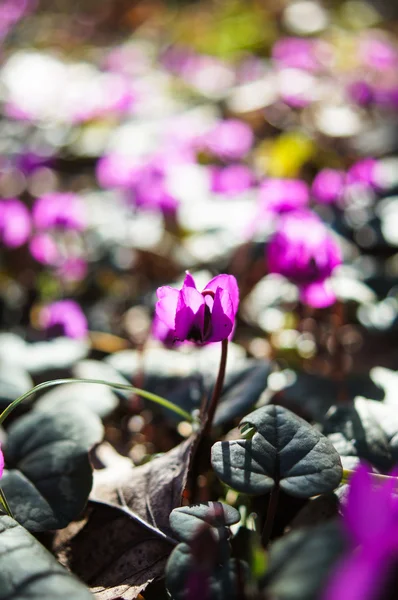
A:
0 363 33 410
323 397 398 472
166 542 246 600
278 371 384 421
169 502 240 543
214 361 270 426
0 514 93 599
261 521 346 600
211 405 342 498
2 407 103 531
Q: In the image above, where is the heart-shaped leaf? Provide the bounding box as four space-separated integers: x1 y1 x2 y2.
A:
211 405 342 498
0 514 93 599
323 397 398 472
1 407 103 531
166 542 246 600
261 521 346 600
169 502 240 543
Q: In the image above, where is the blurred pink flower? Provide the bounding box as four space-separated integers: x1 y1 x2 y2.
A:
347 158 379 189
202 119 253 161
266 210 342 308
360 37 398 72
312 169 346 205
57 257 88 282
32 193 86 231
0 198 31 248
38 300 88 339
259 178 309 213
29 233 59 265
272 37 320 72
210 164 254 196
96 153 141 189
131 163 179 215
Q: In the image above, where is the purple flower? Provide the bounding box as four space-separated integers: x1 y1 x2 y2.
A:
266 211 342 308
17 151 53 175
258 178 309 213
312 169 346 205
346 80 374 107
359 38 398 72
29 233 59 265
272 37 320 72
96 153 141 190
38 300 88 339
202 119 254 161
155 272 239 345
131 163 179 215
0 443 4 480
32 193 86 231
0 198 31 248
323 464 398 600
210 164 254 196
347 159 379 190
56 257 88 282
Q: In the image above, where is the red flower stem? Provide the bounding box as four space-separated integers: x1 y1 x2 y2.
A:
261 485 279 548
186 339 229 503
202 338 228 437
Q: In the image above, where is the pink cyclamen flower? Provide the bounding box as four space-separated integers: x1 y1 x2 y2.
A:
272 37 319 72
258 178 309 214
155 272 239 345
347 159 379 190
266 211 342 308
96 153 141 189
323 464 398 600
359 38 398 72
312 169 346 205
202 119 254 161
32 193 86 231
29 233 59 265
38 300 88 339
210 164 254 196
132 163 179 215
0 443 4 479
0 198 31 248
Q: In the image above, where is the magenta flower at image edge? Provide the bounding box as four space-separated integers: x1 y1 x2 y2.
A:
0 443 3 480
323 464 398 600
266 211 342 309
154 272 239 345
38 300 88 339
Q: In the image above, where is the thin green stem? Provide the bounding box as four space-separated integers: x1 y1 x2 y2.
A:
0 378 195 426
0 487 13 518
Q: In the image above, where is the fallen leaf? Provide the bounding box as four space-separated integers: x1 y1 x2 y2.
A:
54 438 195 599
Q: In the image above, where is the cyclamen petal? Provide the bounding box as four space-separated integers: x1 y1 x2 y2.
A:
207 288 234 342
156 286 180 330
175 287 205 341
205 274 239 316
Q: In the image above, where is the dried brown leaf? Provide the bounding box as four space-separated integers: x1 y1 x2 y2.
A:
54 438 195 600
